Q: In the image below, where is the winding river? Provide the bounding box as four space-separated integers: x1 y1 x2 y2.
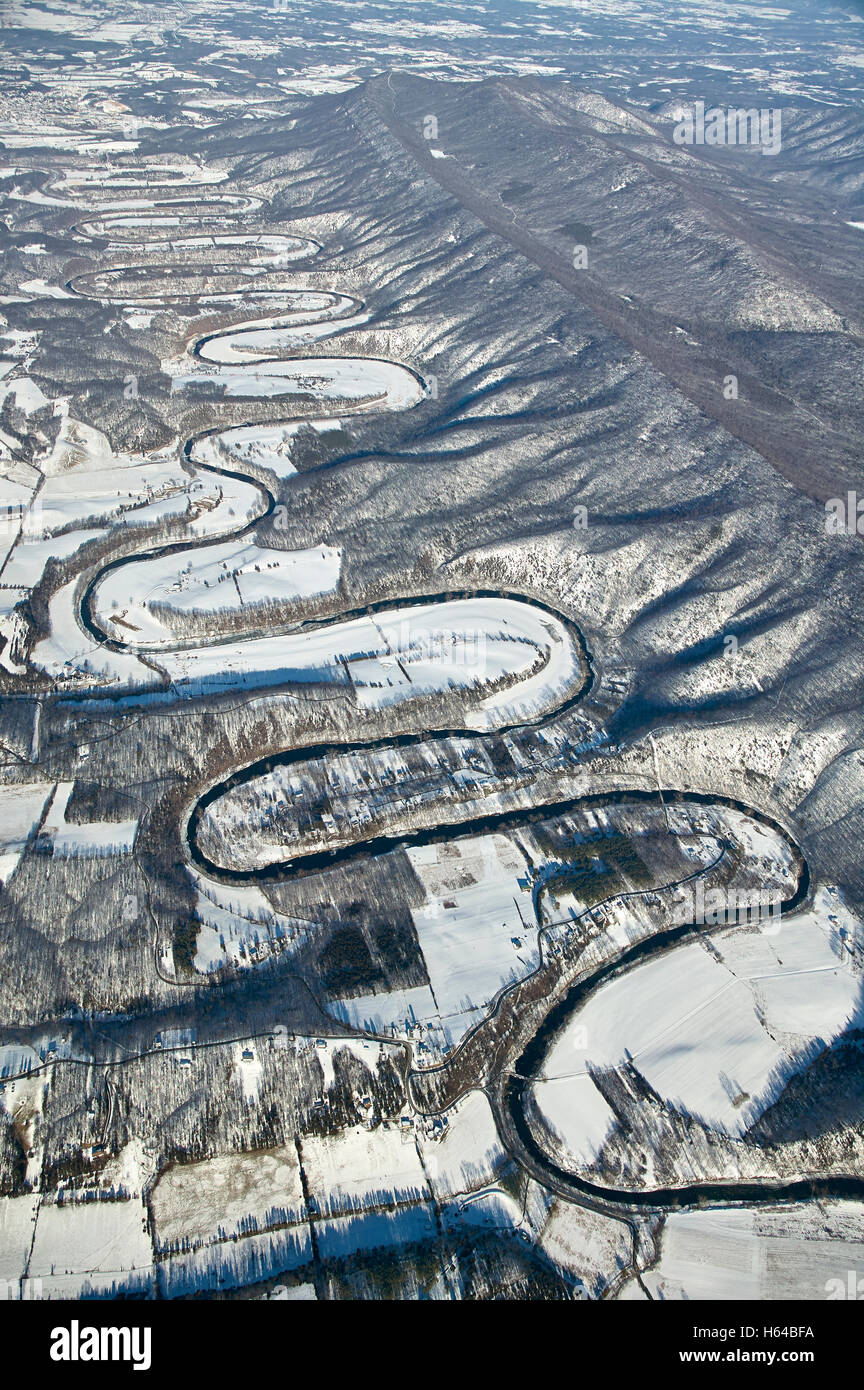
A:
51 165 859 1216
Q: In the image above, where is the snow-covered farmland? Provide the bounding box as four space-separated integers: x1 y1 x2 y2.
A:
195 298 365 361
44 592 580 711
92 540 342 645
74 268 329 307
189 417 342 479
51 163 226 192
0 1043 41 1080
151 1144 306 1254
27 1195 153 1299
332 983 444 1046
41 781 138 858
532 1072 618 1168
35 440 194 533
0 1193 41 1290
331 833 540 1052
0 781 53 883
302 1124 430 1217
149 1116 451 1291
530 886 863 1170
538 1199 632 1296
417 1089 507 1199
313 1203 438 1260
406 834 539 1039
104 232 319 261
77 192 262 223
625 1203 864 1301
190 869 311 973
77 204 260 237
1 415 261 601
157 1224 311 1298
0 373 49 414
165 354 425 408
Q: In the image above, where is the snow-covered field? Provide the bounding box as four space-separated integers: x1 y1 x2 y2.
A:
36 458 193 538
74 193 264 238
51 163 226 192
314 1203 437 1259
189 868 311 972
624 1203 864 1301
151 1144 306 1253
27 1196 153 1299
147 1074 504 1291
92 540 342 645
406 834 539 1040
103 232 320 260
532 1072 618 1168
332 983 443 1047
40 590 580 710
0 782 53 883
165 353 424 406
302 1125 430 1217
0 414 262 610
538 1198 632 1295
0 1192 41 1288
189 417 342 479
418 1089 507 1198
0 131 139 152
45 783 138 858
195 300 366 361
157 1224 311 1298
530 885 862 1168
74 268 335 308
331 833 543 1053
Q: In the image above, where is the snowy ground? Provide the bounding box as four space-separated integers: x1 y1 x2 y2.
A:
331 833 540 1054
417 1089 507 1199
146 1062 511 1292
195 301 365 361
41 781 138 858
189 417 342 479
41 592 580 711
51 163 226 192
92 540 342 645
0 782 53 884
151 1144 306 1253
27 1196 153 1299
406 834 539 1042
622 1203 864 1301
531 884 862 1166
302 1125 430 1217
190 869 311 972
164 353 424 406
104 232 319 261
1 414 262 612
